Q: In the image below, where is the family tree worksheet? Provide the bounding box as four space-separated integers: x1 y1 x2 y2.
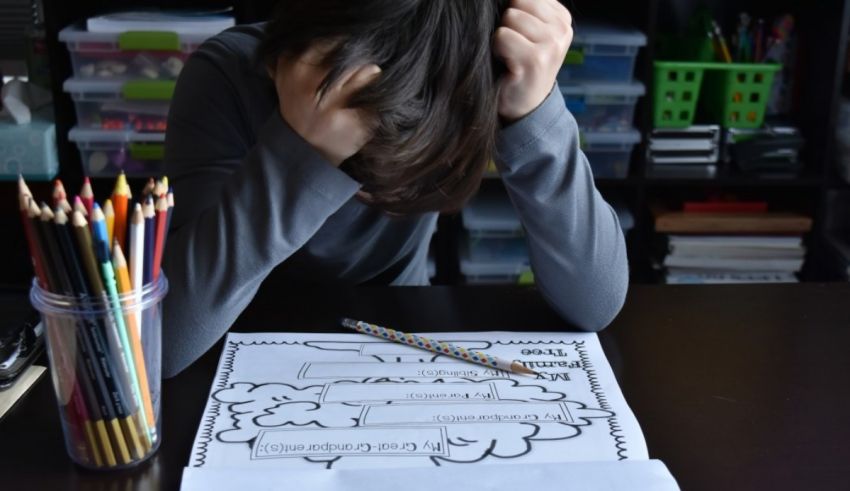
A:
188 331 647 470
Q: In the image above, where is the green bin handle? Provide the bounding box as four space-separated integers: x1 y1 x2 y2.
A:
118 31 180 51
129 143 165 161
122 81 175 101
564 48 585 65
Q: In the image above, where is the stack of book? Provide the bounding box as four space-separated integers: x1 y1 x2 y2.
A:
647 125 721 179
655 201 812 284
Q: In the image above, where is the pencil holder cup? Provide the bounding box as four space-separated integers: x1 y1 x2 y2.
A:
30 275 168 470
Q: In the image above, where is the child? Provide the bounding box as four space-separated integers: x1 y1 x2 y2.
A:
162 0 628 377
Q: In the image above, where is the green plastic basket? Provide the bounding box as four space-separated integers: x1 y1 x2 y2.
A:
653 61 781 129
701 64 781 128
653 61 708 128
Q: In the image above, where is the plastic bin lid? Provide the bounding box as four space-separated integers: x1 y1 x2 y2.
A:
559 81 646 97
582 128 642 146
64 77 176 101
68 127 165 143
59 23 222 44
64 78 125 94
462 191 521 233
572 22 647 47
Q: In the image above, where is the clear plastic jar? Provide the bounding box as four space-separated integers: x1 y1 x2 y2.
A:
30 275 168 470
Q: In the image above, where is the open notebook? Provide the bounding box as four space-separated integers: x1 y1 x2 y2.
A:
183 332 678 490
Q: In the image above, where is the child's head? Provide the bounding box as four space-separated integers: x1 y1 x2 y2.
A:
260 0 509 214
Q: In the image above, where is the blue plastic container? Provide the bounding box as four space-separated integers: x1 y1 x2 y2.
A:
557 23 646 83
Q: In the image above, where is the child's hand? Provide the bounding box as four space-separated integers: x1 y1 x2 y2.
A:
273 45 382 166
494 0 573 122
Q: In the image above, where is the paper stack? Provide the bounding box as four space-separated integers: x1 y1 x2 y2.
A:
654 206 812 284
663 235 806 284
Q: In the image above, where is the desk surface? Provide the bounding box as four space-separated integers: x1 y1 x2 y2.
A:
1 283 849 490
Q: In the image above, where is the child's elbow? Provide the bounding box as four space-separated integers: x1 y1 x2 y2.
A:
544 257 629 332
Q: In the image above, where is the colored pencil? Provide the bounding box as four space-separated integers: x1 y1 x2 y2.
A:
152 195 168 281
113 242 157 442
91 206 148 459
128 203 145 330
72 209 137 465
103 199 115 248
55 208 119 467
341 318 540 376
73 195 88 217
112 172 130 252
142 197 155 285
52 179 72 213
79 177 95 216
37 204 97 465
165 188 174 241
18 178 48 287
52 207 113 467
153 179 167 199
141 178 155 199
27 201 59 291
52 180 71 215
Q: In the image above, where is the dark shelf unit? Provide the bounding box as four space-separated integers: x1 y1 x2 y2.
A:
2 0 850 287
449 0 850 285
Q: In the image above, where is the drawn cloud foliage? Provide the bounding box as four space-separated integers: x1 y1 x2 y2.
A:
212 380 613 466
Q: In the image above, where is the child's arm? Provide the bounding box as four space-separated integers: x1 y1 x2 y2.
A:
161 37 362 378
496 87 629 331
494 0 628 331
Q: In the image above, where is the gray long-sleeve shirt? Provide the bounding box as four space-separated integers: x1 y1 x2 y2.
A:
161 24 628 378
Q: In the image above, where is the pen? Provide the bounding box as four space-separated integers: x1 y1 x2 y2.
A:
712 20 733 63
341 318 539 376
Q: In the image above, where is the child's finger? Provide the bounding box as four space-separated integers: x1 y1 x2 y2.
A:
501 7 550 44
335 64 382 108
493 26 536 75
511 0 558 26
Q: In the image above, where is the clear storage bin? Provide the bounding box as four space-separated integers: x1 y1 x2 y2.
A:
460 248 532 285
69 128 165 178
561 81 644 132
461 190 522 238
467 235 528 263
59 24 220 80
583 129 641 179
64 78 172 131
0 110 58 181
558 23 646 83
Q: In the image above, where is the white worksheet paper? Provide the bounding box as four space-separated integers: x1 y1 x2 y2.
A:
182 460 679 491
187 331 649 472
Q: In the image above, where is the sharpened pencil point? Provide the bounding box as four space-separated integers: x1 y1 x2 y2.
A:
510 362 540 376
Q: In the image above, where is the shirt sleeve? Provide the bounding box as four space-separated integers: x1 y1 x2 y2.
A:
161 43 360 377
495 86 629 331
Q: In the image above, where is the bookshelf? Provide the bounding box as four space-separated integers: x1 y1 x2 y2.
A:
438 0 850 285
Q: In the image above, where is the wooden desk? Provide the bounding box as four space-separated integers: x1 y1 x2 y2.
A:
1 283 849 490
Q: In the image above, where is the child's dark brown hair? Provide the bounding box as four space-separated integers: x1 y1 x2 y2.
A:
259 0 510 214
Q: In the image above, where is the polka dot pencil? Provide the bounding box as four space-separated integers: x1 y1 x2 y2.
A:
340 318 538 376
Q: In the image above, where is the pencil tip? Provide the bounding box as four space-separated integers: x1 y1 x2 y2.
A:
511 363 539 376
